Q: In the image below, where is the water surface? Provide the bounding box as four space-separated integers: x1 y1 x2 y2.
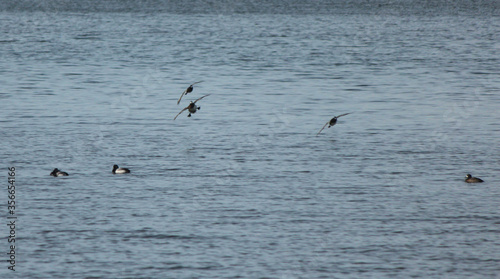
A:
1 1 499 278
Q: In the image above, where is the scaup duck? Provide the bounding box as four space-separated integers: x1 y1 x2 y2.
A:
177 81 203 105
50 168 69 177
113 164 131 174
174 94 210 120
316 113 351 136
465 174 483 183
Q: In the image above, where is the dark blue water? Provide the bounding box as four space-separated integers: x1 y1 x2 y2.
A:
1 1 500 278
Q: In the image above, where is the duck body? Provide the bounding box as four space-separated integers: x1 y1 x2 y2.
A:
50 168 69 177
465 174 483 183
187 102 200 117
113 165 131 174
328 117 338 127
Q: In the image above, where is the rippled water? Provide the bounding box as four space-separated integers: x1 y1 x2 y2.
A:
1 1 500 278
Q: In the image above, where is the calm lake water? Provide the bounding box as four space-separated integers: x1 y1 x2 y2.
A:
1 1 500 278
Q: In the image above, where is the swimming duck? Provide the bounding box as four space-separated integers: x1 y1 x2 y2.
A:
50 168 69 177
174 94 210 120
177 81 203 105
112 164 130 174
465 174 483 183
316 113 351 136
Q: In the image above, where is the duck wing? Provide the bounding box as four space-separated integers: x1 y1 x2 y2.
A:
193 94 210 104
336 112 351 118
173 106 188 120
177 90 188 105
316 121 330 136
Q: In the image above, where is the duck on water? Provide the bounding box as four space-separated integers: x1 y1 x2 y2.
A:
50 168 69 177
465 174 483 183
113 165 131 174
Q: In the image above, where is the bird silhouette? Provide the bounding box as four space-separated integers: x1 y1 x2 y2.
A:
177 81 203 105
316 113 351 136
174 94 210 120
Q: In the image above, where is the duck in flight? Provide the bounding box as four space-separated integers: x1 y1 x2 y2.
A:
465 174 483 183
174 94 210 120
316 113 351 136
177 81 203 105
50 168 69 177
112 164 131 174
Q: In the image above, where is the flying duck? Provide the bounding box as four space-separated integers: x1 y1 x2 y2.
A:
174 94 210 120
177 81 203 105
316 113 351 136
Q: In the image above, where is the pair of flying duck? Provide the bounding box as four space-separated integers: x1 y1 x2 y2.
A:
174 81 209 120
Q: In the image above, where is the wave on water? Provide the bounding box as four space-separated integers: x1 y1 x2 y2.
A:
1 0 499 15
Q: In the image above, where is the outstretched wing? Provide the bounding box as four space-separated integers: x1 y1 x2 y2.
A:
336 112 351 118
316 121 330 136
191 81 204 86
193 94 210 104
177 90 187 105
173 107 188 120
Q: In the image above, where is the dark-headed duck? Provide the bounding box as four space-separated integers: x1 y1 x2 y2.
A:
113 164 131 174
465 174 483 183
177 81 203 105
316 113 351 136
174 94 210 120
50 168 69 177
